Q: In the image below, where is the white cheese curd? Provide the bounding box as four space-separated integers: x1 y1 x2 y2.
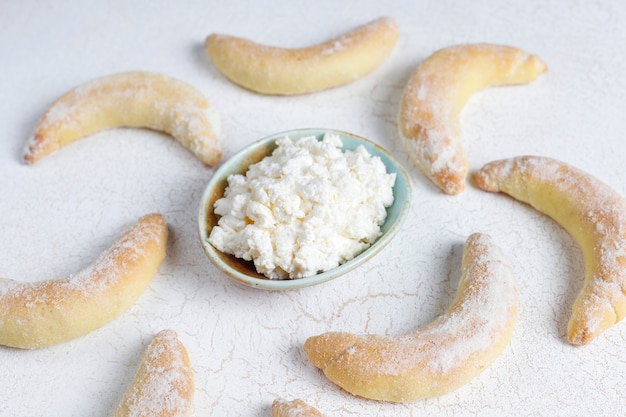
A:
208 133 396 279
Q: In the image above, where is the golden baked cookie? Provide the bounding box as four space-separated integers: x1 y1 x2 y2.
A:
304 233 518 402
272 399 325 417
398 43 547 194
112 330 194 417
24 71 221 165
0 214 167 349
205 17 399 95
475 155 626 345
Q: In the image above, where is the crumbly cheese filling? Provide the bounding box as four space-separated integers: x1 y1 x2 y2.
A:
208 133 396 279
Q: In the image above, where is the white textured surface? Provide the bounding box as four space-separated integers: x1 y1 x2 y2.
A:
1 0 625 416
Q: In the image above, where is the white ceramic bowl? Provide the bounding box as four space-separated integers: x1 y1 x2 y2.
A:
198 128 411 290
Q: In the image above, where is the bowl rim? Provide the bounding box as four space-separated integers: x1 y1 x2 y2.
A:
197 127 412 290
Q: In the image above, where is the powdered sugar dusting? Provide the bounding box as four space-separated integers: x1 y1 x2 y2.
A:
308 234 518 401
24 71 220 165
321 17 398 56
398 43 546 194
1 214 164 308
205 17 398 95
272 398 325 417
116 330 194 417
0 214 166 349
475 156 626 344
424 235 516 373
320 40 346 55
357 234 515 376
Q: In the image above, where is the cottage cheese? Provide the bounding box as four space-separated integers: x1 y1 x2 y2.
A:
208 134 396 279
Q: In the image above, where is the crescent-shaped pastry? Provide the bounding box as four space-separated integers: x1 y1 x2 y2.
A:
112 330 194 417
24 71 221 165
272 399 325 417
0 214 167 349
474 156 626 345
304 233 518 402
204 17 399 95
398 43 547 194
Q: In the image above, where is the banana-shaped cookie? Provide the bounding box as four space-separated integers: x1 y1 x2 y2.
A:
112 330 194 417
0 214 167 349
304 233 518 402
205 17 399 95
24 71 221 165
398 43 547 194
475 156 626 345
272 399 325 417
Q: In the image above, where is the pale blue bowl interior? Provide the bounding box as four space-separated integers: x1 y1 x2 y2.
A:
198 128 411 290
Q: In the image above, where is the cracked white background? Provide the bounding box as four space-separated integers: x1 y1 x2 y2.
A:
1 0 626 416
